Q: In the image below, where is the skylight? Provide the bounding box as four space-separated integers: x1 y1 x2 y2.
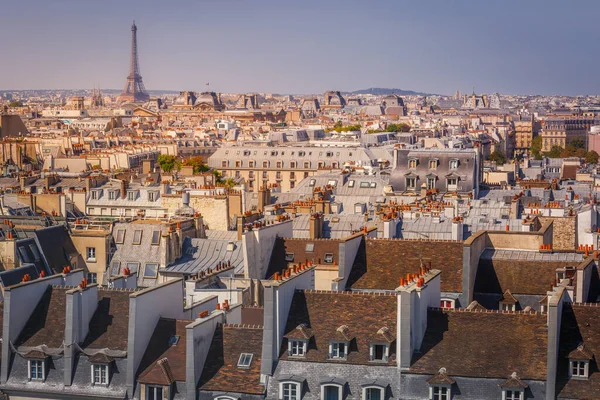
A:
237 353 253 368
168 335 180 346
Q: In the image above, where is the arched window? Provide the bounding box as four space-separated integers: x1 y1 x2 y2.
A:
363 386 384 400
279 381 301 400
321 383 343 400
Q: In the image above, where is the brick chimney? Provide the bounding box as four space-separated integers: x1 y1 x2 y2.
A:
237 215 246 240
121 180 128 199
258 186 271 211
309 213 323 239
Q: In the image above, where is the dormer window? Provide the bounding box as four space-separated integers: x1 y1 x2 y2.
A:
449 159 459 169
321 383 342 400
108 190 116 200
28 359 45 381
370 343 388 362
148 191 157 201
289 340 307 357
500 372 527 400
324 253 334 264
91 190 99 200
127 190 136 201
329 342 347 359
569 344 593 380
429 159 438 169
363 386 384 400
91 363 109 385
499 289 518 311
408 159 418 169
406 177 416 190
427 368 455 400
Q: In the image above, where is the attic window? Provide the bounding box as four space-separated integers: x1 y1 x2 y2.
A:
348 180 355 188
168 335 180 346
309 179 316 187
305 243 314 252
226 241 235 252
144 263 158 278
285 253 295 262
324 253 334 264
133 230 143 245
360 182 370 188
115 229 125 244
151 231 160 245
28 359 45 381
237 353 253 368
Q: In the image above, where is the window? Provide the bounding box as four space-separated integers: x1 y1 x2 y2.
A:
370 344 388 362
330 342 346 359
92 364 109 385
309 179 316 187
126 262 140 273
133 230 143 245
87 273 97 284
504 390 523 400
91 190 98 200
115 229 125 244
237 353 253 368
304 161 311 169
29 244 41 262
431 386 450 400
86 247 96 262
406 177 416 190
276 172 282 180
168 335 180 346
148 192 156 201
324 253 334 264
146 385 163 400
348 180 355 188
29 359 44 380
263 161 269 168
305 243 314 252
571 360 589 378
408 159 418 168
323 385 340 400
222 161 228 168
449 159 459 169
249 160 255 168
235 160 242 168
429 160 438 169
108 190 116 200
277 161 283 168
440 300 454 309
285 253 295 262
111 261 120 275
290 161 297 168
370 182 376 188
447 178 458 191
151 231 160 245
289 340 306 356
127 191 136 201
144 263 158 278
282 382 299 400
500 303 516 312
427 177 436 189
262 171 268 179
364 387 383 400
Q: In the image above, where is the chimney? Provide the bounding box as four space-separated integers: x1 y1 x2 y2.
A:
309 213 323 239
420 183 427 198
121 179 127 199
383 217 398 239
510 196 521 220
451 218 463 241
237 215 246 240
397 268 441 368
258 186 271 211
161 180 169 195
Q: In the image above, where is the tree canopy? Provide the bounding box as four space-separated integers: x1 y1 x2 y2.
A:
530 136 543 160
182 156 209 174
385 123 411 132
488 149 507 164
157 154 179 173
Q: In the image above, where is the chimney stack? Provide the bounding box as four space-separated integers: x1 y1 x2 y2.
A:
309 213 323 239
121 180 127 199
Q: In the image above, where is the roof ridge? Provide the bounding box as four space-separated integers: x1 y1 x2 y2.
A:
367 237 463 243
223 323 264 330
429 307 541 316
299 289 396 297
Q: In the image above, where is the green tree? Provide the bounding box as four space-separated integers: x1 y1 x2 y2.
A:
545 145 563 158
385 123 411 132
488 150 507 164
8 101 23 107
530 136 543 159
157 154 179 173
182 156 209 174
570 138 585 149
586 150 599 164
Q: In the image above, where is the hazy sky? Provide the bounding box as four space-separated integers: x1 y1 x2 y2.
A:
1 0 599 95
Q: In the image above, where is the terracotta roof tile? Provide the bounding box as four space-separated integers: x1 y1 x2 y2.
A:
349 239 463 292
410 309 548 380
199 324 264 395
138 318 189 384
82 289 131 351
557 304 600 398
281 290 397 365
17 286 68 348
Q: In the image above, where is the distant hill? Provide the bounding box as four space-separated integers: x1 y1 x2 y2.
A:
344 87 432 96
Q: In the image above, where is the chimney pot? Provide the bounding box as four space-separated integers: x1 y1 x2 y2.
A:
216 303 221 310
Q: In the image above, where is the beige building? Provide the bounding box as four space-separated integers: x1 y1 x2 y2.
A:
514 117 539 152
541 118 593 152
69 222 112 285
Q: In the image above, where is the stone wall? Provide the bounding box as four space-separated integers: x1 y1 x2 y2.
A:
162 195 229 231
540 216 577 250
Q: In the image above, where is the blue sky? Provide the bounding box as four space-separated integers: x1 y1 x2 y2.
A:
0 0 598 95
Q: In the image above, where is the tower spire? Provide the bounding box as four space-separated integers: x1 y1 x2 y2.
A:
118 21 149 103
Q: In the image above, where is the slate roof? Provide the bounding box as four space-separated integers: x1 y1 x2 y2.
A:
138 318 190 384
410 309 548 380
33 225 77 273
16 286 68 348
475 250 580 295
348 239 464 292
266 238 340 279
557 304 600 398
281 290 397 365
82 289 131 351
165 236 244 276
199 324 265 395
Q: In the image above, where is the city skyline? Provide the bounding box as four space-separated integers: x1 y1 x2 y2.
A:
1 0 600 95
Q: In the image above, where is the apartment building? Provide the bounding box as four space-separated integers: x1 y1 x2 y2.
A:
541 117 594 152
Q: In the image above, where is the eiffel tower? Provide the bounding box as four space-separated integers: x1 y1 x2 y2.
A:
118 21 150 103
